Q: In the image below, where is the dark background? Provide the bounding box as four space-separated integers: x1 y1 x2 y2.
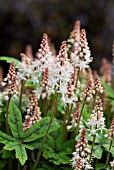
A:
0 0 114 72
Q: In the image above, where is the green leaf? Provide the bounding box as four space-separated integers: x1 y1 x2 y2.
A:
95 163 107 170
4 141 27 165
22 117 59 142
43 150 57 160
0 160 7 169
8 102 23 139
42 127 71 165
0 131 15 144
23 141 41 150
15 144 27 165
82 104 90 122
92 145 103 159
4 141 19 151
0 56 20 66
2 150 15 159
25 80 35 88
60 167 72 170
111 100 114 105
57 151 70 164
86 135 94 142
101 80 114 98
102 143 114 157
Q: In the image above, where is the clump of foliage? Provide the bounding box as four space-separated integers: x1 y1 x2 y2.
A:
0 21 114 170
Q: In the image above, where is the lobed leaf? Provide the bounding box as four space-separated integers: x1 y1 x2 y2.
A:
42 127 72 165
8 102 23 139
15 144 27 166
95 163 107 170
4 141 27 166
92 145 103 159
23 142 41 150
4 141 19 151
0 131 15 144
2 150 15 159
0 56 20 66
22 117 59 142
102 143 114 157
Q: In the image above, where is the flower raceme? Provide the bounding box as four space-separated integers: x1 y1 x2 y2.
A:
67 20 80 52
70 29 93 71
87 97 105 135
94 72 103 94
16 53 35 84
81 79 94 101
1 61 18 99
55 41 74 103
107 118 114 140
23 94 41 130
16 30 92 105
100 58 112 85
71 128 93 170
71 101 80 128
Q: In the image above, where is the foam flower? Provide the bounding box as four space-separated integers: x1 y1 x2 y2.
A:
87 97 105 135
71 129 93 170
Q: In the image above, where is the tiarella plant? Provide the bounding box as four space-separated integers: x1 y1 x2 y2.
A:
0 21 113 170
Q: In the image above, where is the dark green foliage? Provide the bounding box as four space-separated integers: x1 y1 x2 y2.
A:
8 102 23 139
0 102 59 165
0 160 7 170
42 127 72 165
87 131 114 159
101 80 114 99
22 117 59 142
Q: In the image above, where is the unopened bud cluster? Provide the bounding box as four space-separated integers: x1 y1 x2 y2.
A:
56 41 68 66
36 33 51 63
41 68 50 99
70 67 78 86
67 20 80 52
81 79 94 101
71 29 92 70
107 118 114 141
23 94 41 130
71 102 80 127
75 129 90 158
74 157 82 170
94 73 103 93
65 81 74 99
71 129 92 170
1 62 18 99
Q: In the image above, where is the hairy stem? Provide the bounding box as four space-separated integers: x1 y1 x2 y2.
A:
31 93 59 170
63 104 69 142
75 96 87 137
105 138 113 168
43 98 47 117
6 95 13 170
89 134 96 163
67 104 73 125
19 80 24 110
6 94 11 134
